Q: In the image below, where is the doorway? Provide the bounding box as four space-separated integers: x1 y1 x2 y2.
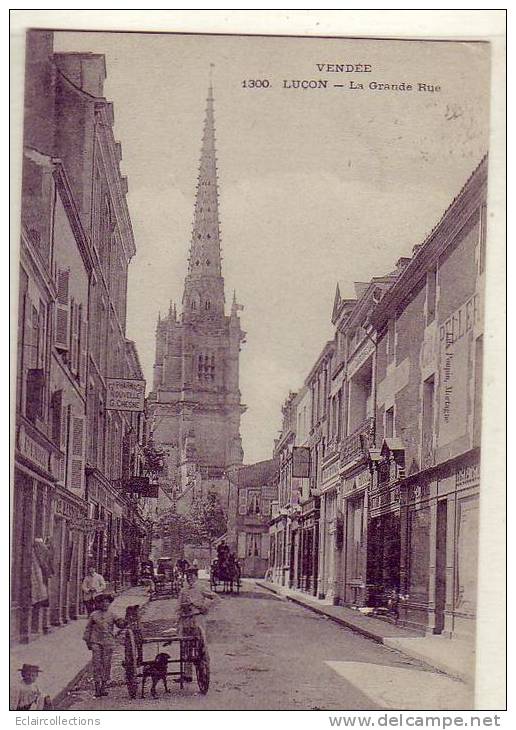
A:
434 499 448 634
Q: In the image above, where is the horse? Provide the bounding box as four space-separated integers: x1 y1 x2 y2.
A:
211 555 241 594
223 559 241 594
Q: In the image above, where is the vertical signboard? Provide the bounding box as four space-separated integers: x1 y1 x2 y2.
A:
437 295 478 448
292 447 310 478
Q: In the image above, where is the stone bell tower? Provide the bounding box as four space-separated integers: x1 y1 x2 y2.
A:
148 82 246 504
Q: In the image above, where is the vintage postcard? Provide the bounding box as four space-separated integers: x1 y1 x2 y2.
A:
9 11 506 718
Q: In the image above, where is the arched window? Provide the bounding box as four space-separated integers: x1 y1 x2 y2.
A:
205 300 211 311
197 352 215 381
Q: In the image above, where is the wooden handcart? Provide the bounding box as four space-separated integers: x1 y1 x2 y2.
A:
123 625 210 698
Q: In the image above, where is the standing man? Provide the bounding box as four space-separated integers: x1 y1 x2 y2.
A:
82 565 106 615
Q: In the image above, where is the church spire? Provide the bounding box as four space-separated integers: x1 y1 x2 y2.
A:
182 79 225 321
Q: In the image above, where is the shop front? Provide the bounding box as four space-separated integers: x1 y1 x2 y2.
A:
339 416 374 607
318 453 340 601
268 510 288 586
11 420 66 643
86 471 126 587
48 488 88 626
399 449 480 639
298 497 320 596
366 440 405 612
341 466 370 606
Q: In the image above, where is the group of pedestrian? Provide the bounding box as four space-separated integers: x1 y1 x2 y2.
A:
11 565 107 709
12 559 218 707
81 561 216 699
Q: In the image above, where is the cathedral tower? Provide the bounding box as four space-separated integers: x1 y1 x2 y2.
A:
148 83 246 503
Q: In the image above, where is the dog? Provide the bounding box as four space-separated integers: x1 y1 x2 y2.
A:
141 652 171 699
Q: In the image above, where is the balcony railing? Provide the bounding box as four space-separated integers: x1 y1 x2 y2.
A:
340 417 374 467
242 513 271 527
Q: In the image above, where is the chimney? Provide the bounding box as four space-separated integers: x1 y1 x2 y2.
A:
53 52 107 98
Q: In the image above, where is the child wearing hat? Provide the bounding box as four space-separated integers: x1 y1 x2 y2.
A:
10 664 51 710
83 593 126 698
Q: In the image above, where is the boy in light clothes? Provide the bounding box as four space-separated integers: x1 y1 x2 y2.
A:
82 566 106 615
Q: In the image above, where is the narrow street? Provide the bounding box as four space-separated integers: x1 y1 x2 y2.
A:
59 581 472 711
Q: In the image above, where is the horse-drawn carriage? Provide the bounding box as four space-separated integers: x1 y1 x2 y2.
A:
148 557 182 601
210 554 241 593
123 609 209 699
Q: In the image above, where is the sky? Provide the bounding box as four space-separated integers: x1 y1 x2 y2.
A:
54 31 490 464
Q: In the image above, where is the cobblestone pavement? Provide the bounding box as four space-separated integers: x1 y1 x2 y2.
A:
58 581 473 711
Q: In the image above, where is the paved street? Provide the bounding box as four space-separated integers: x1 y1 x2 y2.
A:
59 581 472 711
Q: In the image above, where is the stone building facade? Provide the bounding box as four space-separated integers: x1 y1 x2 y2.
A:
369 157 487 638
226 459 278 577
12 31 148 644
267 157 486 643
147 86 246 510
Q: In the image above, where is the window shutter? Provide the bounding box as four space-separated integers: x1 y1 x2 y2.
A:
79 308 88 384
261 532 270 559
25 369 45 422
69 415 85 492
238 489 247 515
70 301 80 374
51 389 63 446
55 269 70 351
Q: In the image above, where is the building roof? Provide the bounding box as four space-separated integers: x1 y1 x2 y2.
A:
370 155 488 330
229 458 279 488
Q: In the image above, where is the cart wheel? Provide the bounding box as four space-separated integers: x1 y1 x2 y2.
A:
124 629 139 699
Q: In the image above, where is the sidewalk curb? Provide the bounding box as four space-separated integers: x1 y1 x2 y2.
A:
256 581 471 684
257 580 382 642
52 661 92 708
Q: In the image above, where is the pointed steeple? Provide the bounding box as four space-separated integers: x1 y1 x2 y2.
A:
182 78 226 322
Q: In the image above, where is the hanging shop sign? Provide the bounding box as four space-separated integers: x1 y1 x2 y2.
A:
106 378 146 412
125 476 159 498
125 476 149 493
292 447 310 478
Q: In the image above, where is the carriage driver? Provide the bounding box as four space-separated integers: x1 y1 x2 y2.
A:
176 567 217 681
